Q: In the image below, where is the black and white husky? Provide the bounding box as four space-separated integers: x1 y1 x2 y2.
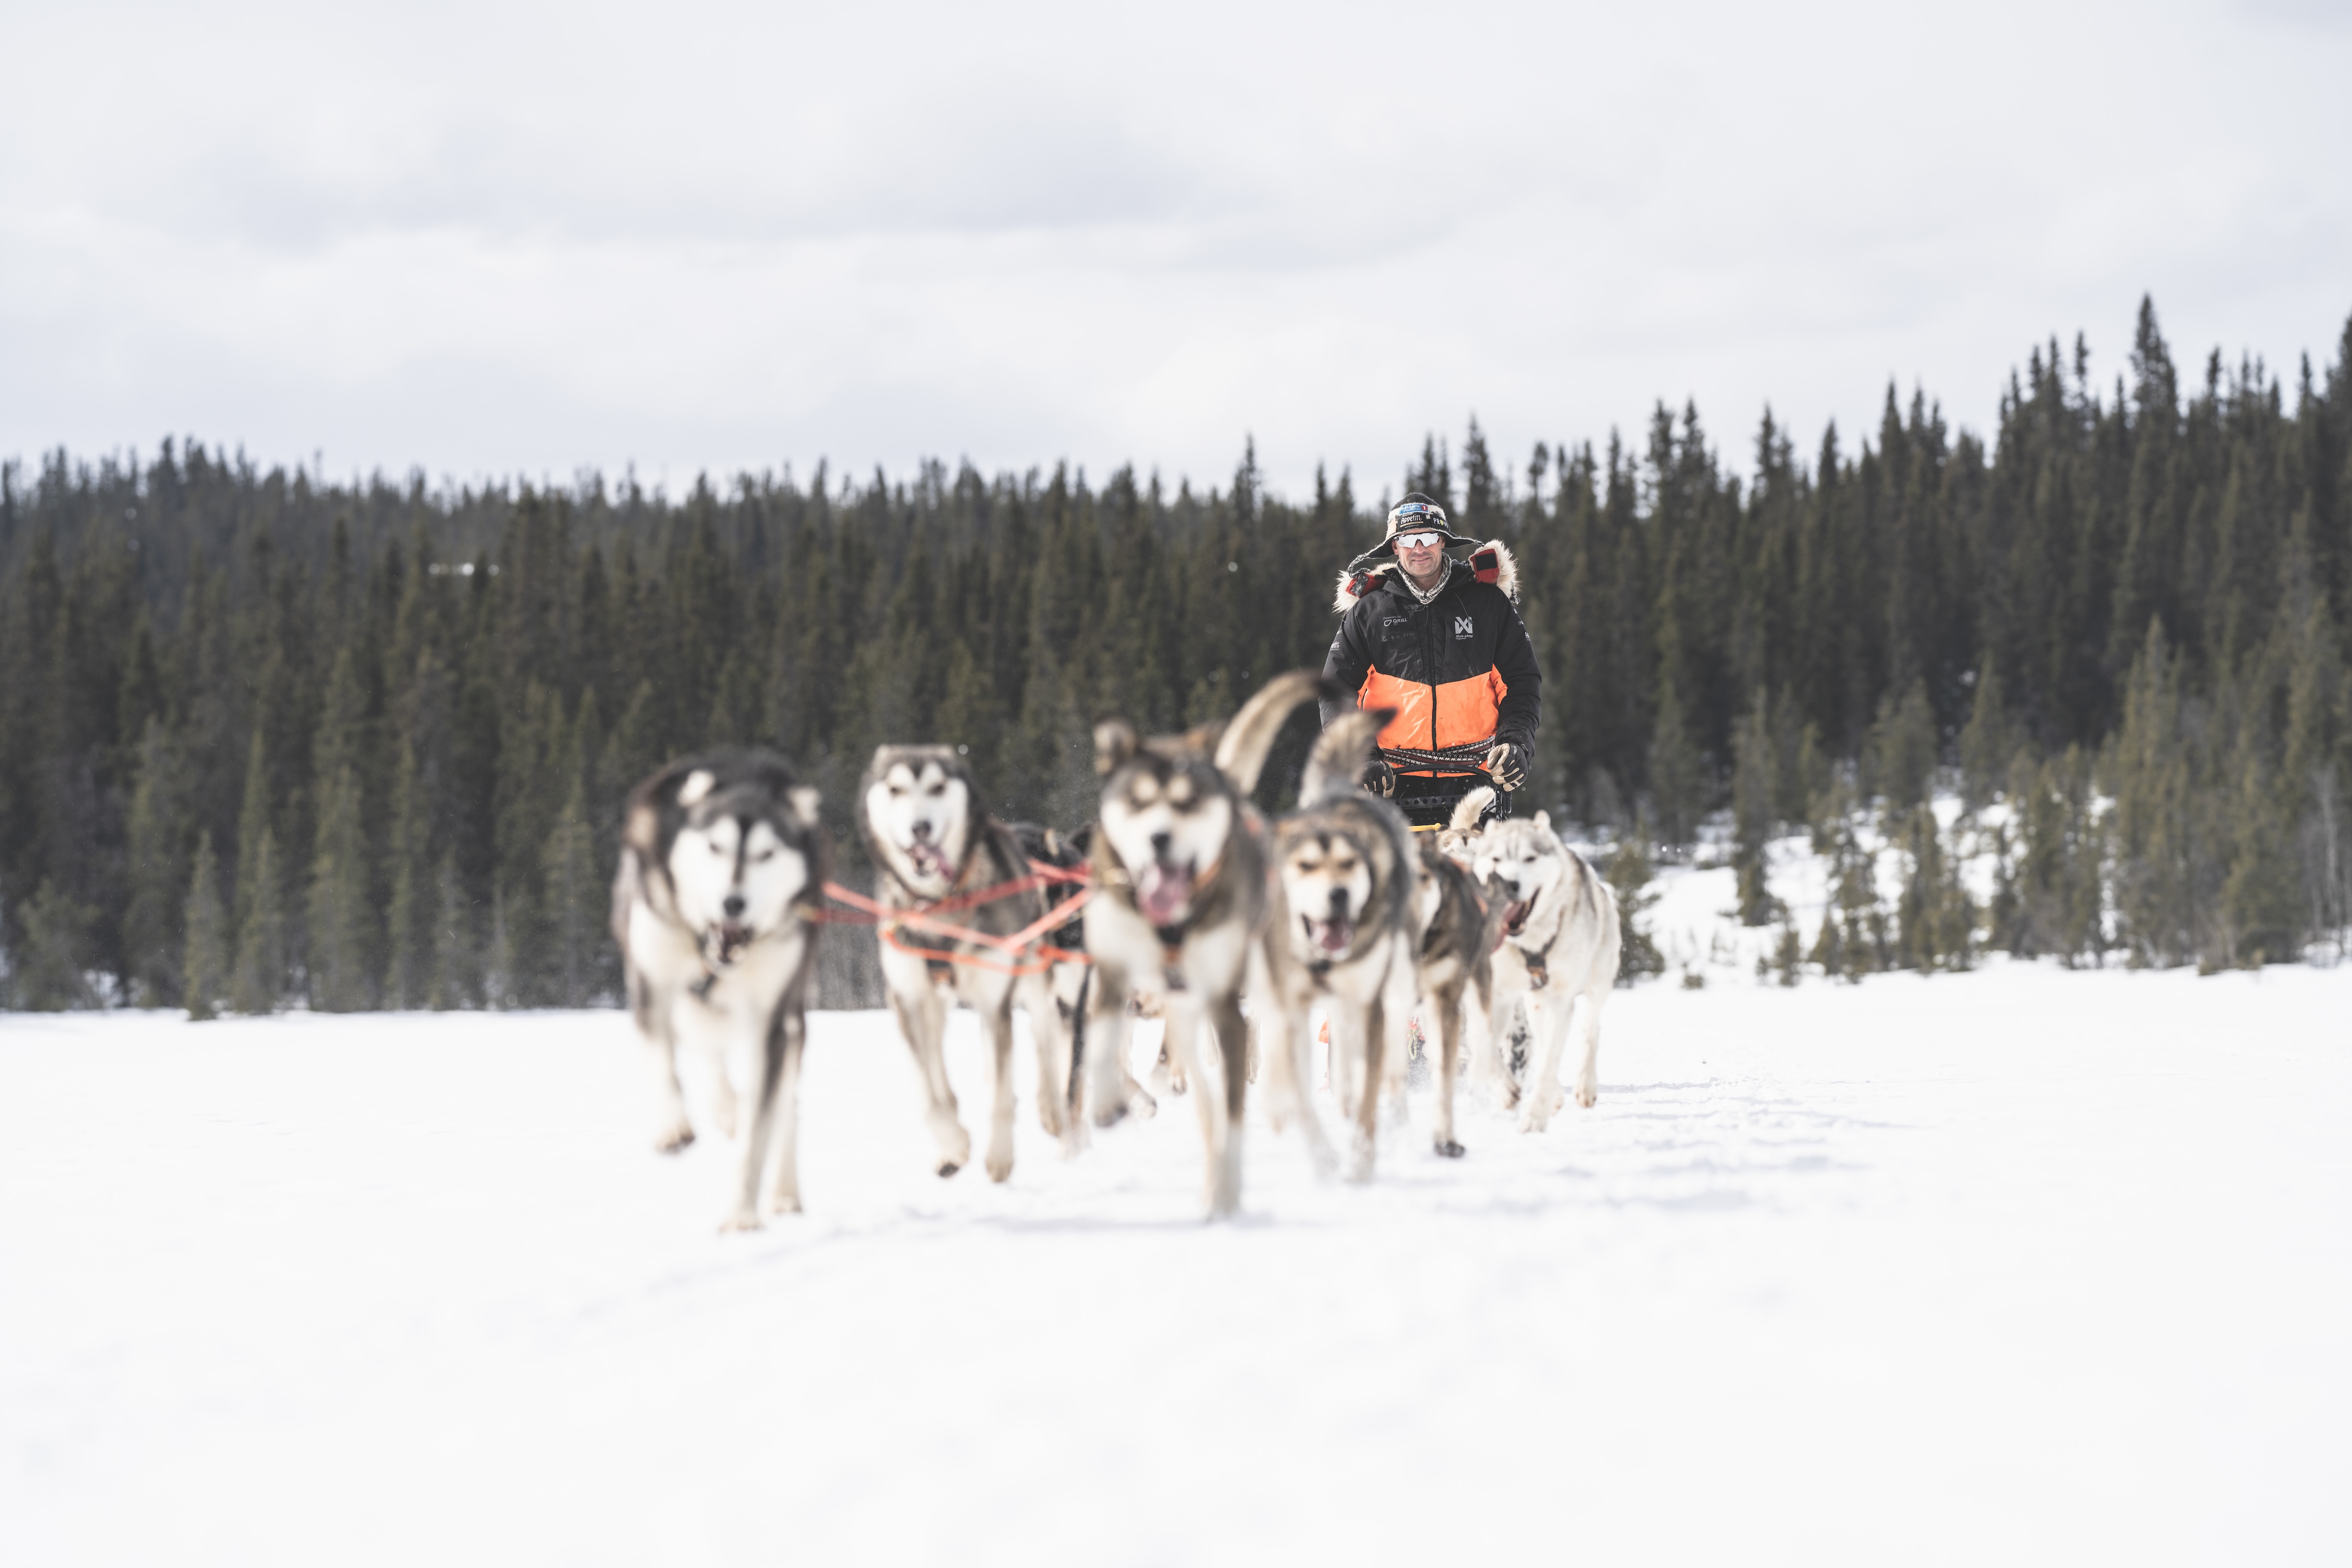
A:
1252 708 1419 1181
1084 669 1324 1217
859 746 1084 1182
612 751 825 1230
1449 785 1622 1130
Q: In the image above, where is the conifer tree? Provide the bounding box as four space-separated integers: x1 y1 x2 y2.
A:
1895 805 1975 971
16 879 96 1009
307 768 375 1009
307 650 379 1010
1823 806 1884 980
1958 660 2013 811
2108 622 2195 964
1870 679 1938 818
1603 816 1665 981
228 826 285 1014
1647 675 1703 852
384 739 434 1009
541 768 600 1006
1730 696 1777 924
122 717 187 1007
428 851 474 1010
181 832 229 1020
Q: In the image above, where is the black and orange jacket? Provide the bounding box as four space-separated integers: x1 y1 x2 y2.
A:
1319 540 1540 775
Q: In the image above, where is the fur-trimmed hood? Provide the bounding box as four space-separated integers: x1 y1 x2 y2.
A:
1332 539 1518 613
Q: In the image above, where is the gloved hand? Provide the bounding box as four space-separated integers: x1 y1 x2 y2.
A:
1361 757 1396 798
1484 742 1525 791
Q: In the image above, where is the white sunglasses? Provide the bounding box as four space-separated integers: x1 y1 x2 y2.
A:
1393 530 1446 550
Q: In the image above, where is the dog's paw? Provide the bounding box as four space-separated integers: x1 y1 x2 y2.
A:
1091 1099 1129 1130
718 1206 763 1234
985 1136 1014 1184
1434 1137 1466 1158
1126 1083 1159 1120
1345 1132 1377 1185
934 1157 963 1178
653 1122 695 1155
763 1191 803 1217
1574 1076 1598 1109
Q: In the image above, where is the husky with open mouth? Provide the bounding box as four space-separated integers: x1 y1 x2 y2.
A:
1084 669 1324 1217
1251 708 1419 1181
1449 785 1622 1130
612 751 825 1231
860 745 1086 1181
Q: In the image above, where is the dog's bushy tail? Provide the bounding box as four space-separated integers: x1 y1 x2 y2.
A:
1213 670 1331 795
1450 786 1496 832
1300 708 1393 805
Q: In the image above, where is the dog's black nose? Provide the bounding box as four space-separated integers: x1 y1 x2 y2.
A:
1149 831 1172 859
1327 888 1349 917
722 895 746 918
911 821 932 840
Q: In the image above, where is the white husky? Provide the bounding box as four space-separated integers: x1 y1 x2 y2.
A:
1451 786 1621 1131
612 752 825 1230
859 745 1084 1183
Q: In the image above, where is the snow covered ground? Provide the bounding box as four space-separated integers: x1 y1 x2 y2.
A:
4 964 2348 1566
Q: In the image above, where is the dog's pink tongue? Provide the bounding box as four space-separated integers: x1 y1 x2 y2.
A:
1136 862 1192 925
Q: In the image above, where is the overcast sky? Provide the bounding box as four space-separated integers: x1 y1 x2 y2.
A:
3 0 2347 504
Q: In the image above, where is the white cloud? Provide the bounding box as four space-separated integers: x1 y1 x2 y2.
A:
2 0 2346 500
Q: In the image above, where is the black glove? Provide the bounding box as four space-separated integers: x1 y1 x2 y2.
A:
1484 742 1525 791
1361 758 1396 798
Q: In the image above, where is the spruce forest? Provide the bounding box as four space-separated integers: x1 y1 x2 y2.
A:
3 299 2349 1012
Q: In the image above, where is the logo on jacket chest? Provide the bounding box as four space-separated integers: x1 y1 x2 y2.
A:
1454 615 1474 638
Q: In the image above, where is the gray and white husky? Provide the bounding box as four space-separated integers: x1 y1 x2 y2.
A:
1391 832 1513 1157
860 746 1085 1182
612 751 825 1230
1252 708 1419 1182
1084 669 1323 1217
1450 785 1621 1130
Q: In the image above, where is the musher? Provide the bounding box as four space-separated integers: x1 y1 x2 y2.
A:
1321 492 1540 829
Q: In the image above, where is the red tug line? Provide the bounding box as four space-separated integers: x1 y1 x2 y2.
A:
811 860 1094 977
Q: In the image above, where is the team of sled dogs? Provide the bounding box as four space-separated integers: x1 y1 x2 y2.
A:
613 670 1621 1230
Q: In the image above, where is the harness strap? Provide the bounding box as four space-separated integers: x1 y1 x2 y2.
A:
1380 737 1495 774
815 854 1098 976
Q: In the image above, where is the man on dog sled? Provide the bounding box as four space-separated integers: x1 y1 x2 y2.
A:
1322 492 1539 829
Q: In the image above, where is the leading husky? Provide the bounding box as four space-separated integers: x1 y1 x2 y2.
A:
1252 708 1418 1181
1451 785 1621 1130
860 745 1084 1182
1084 669 1323 1217
612 751 825 1231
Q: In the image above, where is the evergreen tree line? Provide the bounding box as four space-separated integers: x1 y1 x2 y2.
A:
1 297 2346 1012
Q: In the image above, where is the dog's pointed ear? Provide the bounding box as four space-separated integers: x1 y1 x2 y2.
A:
1094 717 1138 776
1182 719 1225 755
786 785 822 830
1534 808 1551 833
677 768 716 807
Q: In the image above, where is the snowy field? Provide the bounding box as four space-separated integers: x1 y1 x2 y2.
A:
4 964 2349 1566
